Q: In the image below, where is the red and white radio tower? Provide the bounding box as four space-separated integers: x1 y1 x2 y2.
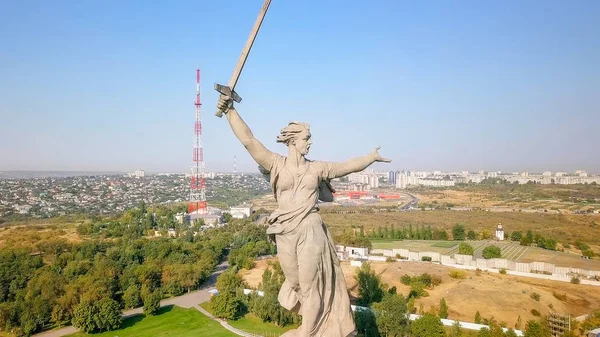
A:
189 68 207 214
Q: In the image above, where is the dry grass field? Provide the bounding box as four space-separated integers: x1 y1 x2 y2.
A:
239 258 600 328
0 222 83 249
321 210 600 250
342 261 600 327
414 184 600 213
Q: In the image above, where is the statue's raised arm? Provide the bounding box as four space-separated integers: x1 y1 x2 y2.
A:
318 146 391 180
217 95 276 171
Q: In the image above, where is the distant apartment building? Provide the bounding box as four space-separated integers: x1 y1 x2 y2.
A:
348 170 379 189
396 172 408 189
388 171 397 185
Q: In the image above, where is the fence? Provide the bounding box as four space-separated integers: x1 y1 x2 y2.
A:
372 249 600 279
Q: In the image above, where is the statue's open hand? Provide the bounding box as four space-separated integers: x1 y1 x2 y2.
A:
217 95 233 113
372 146 392 163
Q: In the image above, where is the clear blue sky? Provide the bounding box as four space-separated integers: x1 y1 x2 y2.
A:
1 0 599 173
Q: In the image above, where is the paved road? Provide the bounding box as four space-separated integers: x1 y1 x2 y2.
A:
399 192 419 210
33 261 229 337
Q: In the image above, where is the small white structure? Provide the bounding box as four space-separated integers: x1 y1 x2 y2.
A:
346 246 369 259
495 223 504 241
167 228 177 237
174 213 185 224
230 203 253 219
335 245 368 260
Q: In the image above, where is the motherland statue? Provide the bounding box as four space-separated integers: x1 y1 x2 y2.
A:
217 95 391 337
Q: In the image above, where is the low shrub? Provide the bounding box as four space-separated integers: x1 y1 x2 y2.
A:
553 292 567 301
450 270 467 279
531 309 541 317
571 277 581 284
499 268 507 275
530 292 540 301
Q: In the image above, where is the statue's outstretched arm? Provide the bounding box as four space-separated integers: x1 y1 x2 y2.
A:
224 106 276 170
325 147 391 179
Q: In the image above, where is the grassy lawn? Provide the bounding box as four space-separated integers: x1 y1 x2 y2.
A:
371 240 457 253
67 305 236 337
228 313 297 335
431 241 458 248
202 300 297 335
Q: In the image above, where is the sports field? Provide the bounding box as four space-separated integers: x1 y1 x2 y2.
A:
67 306 236 337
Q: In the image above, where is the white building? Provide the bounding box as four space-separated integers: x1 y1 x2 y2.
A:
335 245 369 260
396 172 408 189
495 224 504 241
229 203 253 219
134 169 145 178
348 170 379 189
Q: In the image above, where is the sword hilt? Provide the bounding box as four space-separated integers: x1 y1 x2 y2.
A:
214 83 242 117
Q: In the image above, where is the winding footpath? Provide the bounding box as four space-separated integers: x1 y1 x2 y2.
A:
32 261 256 337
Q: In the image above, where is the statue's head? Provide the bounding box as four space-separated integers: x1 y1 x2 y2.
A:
276 121 311 156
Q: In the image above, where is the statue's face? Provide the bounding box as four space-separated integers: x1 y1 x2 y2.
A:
293 130 312 156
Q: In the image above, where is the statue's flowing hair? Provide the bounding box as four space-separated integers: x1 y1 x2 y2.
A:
276 121 310 145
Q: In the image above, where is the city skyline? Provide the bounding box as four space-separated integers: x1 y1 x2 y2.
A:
1 1 599 173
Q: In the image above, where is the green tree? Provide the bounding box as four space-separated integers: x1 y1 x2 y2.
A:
410 313 446 337
467 230 477 240
72 300 97 333
355 263 384 307
372 293 409 337
458 243 474 256
477 328 492 337
448 320 463 337
211 271 244 320
439 298 449 319
142 289 162 316
511 231 523 241
482 245 502 259
474 311 482 324
94 298 122 332
452 224 466 241
222 212 233 223
354 308 380 337
524 320 550 337
123 284 142 309
250 262 299 326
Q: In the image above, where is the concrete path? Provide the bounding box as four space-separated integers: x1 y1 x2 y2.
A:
33 261 232 337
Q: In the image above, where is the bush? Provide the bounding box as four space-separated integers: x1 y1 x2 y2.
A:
421 256 432 262
531 309 541 317
449 270 466 279
431 275 442 287
458 242 474 255
530 292 540 301
552 292 567 301
499 268 507 275
386 257 395 262
482 245 502 259
401 274 413 285
571 276 580 284
563 243 571 249
475 268 482 276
